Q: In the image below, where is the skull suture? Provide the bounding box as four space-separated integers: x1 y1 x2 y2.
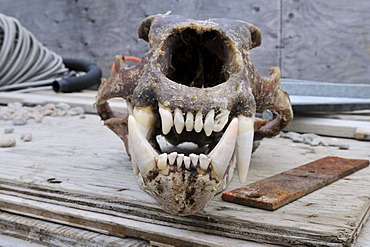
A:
96 14 293 216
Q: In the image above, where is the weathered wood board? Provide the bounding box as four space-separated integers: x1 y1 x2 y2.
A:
0 113 369 246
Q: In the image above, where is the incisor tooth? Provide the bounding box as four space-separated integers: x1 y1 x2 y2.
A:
194 111 203 133
157 153 168 170
214 109 230 132
128 116 158 175
185 112 194 131
208 118 238 180
176 153 184 168
199 154 211 170
168 152 177 165
132 106 157 138
204 110 215 136
159 104 173 135
174 108 185 134
236 115 254 183
184 156 191 169
189 153 199 167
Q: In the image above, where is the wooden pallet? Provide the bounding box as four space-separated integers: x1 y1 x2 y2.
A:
1 113 369 246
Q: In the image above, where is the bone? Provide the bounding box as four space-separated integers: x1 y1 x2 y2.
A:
199 154 211 170
132 106 157 138
176 153 184 168
236 115 254 183
174 108 185 134
157 153 168 170
184 156 191 169
214 109 230 132
168 152 177 165
185 112 194 131
159 105 174 135
128 116 158 175
189 153 199 167
204 110 215 136
208 118 238 180
194 111 203 133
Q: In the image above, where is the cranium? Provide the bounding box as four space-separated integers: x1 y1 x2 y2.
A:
96 14 293 216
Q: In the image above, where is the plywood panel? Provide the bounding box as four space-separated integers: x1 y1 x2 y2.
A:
0 0 280 78
281 0 370 83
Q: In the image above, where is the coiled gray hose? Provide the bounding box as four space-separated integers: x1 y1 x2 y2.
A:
0 13 68 91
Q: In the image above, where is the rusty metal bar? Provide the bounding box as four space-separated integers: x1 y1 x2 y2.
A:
222 156 369 210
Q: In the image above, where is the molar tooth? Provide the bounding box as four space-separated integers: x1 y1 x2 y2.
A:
236 115 254 183
194 110 203 133
214 109 230 132
189 153 199 167
174 108 185 134
176 154 184 168
184 156 191 170
208 118 238 180
132 106 157 138
168 152 177 165
158 104 173 135
128 116 158 176
157 153 168 170
185 112 194 131
199 154 211 170
204 110 215 136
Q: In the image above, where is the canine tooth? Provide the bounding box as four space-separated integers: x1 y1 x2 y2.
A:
208 118 238 180
185 112 194 131
128 116 158 175
189 153 199 167
214 109 230 132
159 104 173 135
157 153 168 170
236 115 254 183
132 106 157 138
194 111 203 133
176 153 184 168
184 156 191 169
168 152 177 165
199 154 211 170
204 110 215 136
174 108 185 134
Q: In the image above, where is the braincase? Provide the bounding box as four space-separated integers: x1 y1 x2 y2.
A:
138 15 261 51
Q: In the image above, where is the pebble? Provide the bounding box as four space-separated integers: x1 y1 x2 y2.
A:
21 132 33 142
68 106 85 116
0 138 16 147
4 126 14 134
56 102 71 111
13 118 28 126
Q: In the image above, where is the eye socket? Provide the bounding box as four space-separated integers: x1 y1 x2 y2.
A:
160 28 230 88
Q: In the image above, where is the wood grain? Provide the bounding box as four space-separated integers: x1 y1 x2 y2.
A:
1 114 369 246
281 0 370 83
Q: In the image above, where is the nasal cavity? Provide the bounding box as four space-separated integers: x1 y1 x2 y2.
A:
161 28 230 88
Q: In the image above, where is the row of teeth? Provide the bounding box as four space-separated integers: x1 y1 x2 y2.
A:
158 104 230 136
128 105 255 183
157 152 211 171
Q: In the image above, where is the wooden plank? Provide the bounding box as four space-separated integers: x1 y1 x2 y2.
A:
281 1 370 83
285 116 370 140
1 113 370 246
0 211 150 247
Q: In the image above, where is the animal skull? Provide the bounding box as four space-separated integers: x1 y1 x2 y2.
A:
96 14 293 216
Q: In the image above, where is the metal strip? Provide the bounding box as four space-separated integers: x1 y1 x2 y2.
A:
222 156 369 210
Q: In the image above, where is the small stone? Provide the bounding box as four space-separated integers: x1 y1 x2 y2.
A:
4 126 14 134
57 109 67 116
68 106 85 116
13 118 27 126
7 102 23 109
338 144 350 150
43 109 54 116
0 138 16 147
56 102 71 111
21 132 33 142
